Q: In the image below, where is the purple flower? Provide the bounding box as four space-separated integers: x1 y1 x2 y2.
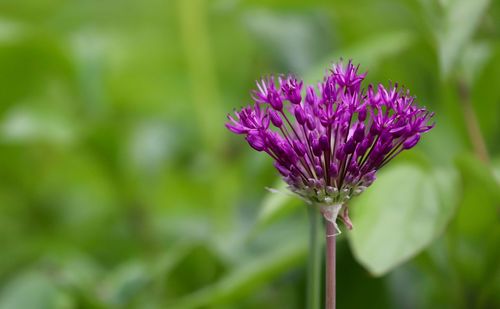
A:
226 60 434 228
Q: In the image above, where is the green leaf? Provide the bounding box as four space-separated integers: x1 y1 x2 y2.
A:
493 158 500 183
453 153 499 240
459 41 492 86
455 154 500 204
305 30 415 83
255 181 302 231
0 104 77 144
449 154 500 301
168 240 307 309
437 0 490 77
243 10 332 73
471 46 500 144
0 271 74 309
100 261 151 306
165 243 226 299
348 163 459 276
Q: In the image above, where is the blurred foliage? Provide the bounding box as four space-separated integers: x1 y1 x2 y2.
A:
0 0 499 308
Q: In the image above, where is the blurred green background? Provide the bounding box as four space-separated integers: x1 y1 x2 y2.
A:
0 0 499 308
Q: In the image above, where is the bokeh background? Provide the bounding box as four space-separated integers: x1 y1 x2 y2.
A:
0 0 499 308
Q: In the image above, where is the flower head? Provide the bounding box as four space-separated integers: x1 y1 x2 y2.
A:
226 60 434 228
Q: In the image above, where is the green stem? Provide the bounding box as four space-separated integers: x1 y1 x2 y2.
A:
306 206 323 309
325 219 336 309
456 79 490 163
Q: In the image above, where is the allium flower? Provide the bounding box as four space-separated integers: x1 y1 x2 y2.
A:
226 60 434 229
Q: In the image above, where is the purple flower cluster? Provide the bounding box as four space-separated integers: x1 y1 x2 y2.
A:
226 61 434 228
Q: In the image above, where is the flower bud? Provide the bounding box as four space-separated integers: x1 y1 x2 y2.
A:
293 140 306 157
269 110 282 127
246 133 266 151
335 145 345 160
274 161 289 176
319 135 329 151
353 123 365 142
343 138 356 154
294 106 306 125
403 133 420 149
306 116 316 130
312 139 322 157
362 170 376 186
306 86 317 106
369 123 380 135
268 91 283 110
329 163 338 178
315 165 324 177
358 108 367 121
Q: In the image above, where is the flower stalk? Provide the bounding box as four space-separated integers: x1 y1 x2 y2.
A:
306 206 323 309
325 218 336 309
456 79 489 163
